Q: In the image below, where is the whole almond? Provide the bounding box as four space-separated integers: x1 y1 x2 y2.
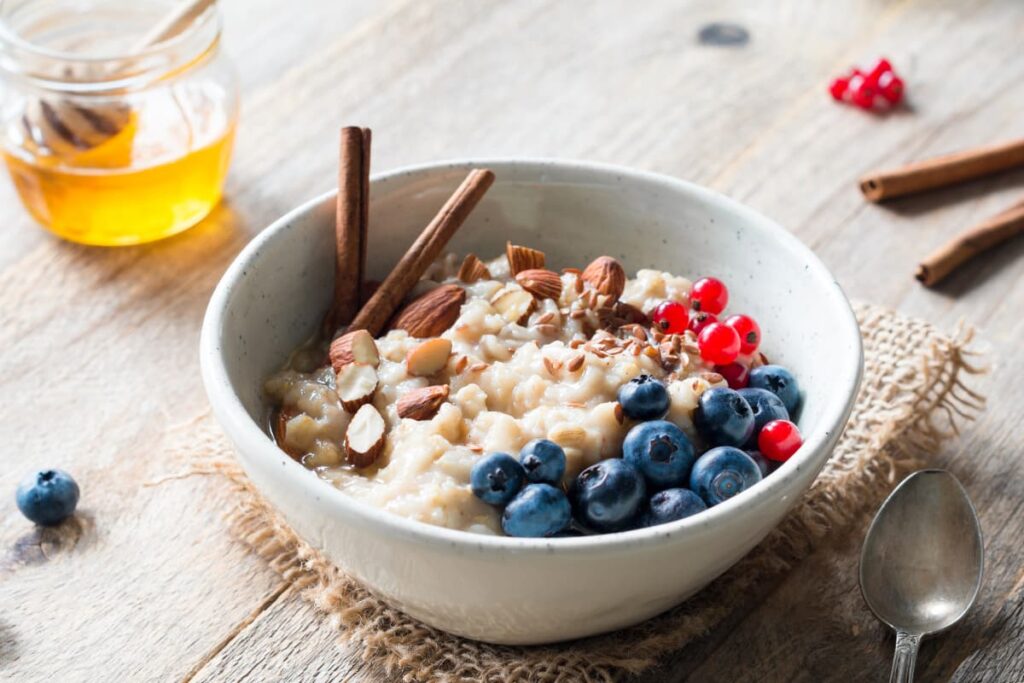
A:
582 256 626 300
336 363 378 412
515 268 563 300
345 404 386 468
406 338 453 377
396 385 450 420
329 329 380 372
457 253 491 283
390 284 466 338
506 242 546 275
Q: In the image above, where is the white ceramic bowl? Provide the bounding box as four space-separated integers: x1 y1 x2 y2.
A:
201 159 862 645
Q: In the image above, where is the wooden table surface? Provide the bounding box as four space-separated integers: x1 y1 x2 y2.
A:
3 1 1023 681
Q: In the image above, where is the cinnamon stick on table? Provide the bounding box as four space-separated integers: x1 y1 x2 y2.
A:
348 169 495 336
860 137 1024 203
328 126 371 331
916 199 1024 287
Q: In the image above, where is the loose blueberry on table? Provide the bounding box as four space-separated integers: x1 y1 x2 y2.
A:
16 469 80 526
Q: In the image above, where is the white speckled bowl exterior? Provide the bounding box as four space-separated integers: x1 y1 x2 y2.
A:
200 159 862 645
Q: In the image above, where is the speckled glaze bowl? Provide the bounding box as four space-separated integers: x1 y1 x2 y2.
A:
200 159 862 645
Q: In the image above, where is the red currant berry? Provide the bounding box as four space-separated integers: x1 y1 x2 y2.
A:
828 76 849 101
651 300 689 334
715 362 749 389
688 311 718 335
758 419 803 462
697 322 740 365
690 277 728 314
723 314 761 355
848 70 878 110
877 71 904 104
866 58 893 85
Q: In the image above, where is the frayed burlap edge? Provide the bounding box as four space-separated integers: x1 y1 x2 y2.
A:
180 303 985 683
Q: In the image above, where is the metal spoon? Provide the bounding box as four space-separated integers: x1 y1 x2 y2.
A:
860 469 984 682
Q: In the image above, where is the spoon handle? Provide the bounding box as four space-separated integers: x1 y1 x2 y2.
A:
889 632 921 683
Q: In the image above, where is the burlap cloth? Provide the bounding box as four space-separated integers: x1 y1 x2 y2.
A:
184 302 984 682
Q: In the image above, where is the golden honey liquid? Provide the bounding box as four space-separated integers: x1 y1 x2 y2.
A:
3 114 236 246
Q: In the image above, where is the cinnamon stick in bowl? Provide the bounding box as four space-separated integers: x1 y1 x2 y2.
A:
327 126 371 331
860 137 1024 203
916 199 1024 286
349 169 495 336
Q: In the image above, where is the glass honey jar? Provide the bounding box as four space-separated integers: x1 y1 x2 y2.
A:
0 0 238 245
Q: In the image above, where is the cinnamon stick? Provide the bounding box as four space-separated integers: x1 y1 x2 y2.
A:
860 137 1024 203
349 169 495 335
328 126 370 331
916 199 1024 286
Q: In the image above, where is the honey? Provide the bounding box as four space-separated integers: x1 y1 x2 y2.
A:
0 0 238 246
4 119 235 246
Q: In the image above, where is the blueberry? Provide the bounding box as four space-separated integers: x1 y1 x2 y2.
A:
689 447 763 506
16 469 80 526
623 420 695 489
617 374 670 421
746 450 773 477
519 439 567 485
694 387 755 447
748 365 801 415
641 488 707 527
470 452 526 506
738 387 789 445
570 459 646 532
501 484 572 537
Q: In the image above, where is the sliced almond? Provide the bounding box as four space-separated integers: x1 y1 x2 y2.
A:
505 242 546 275
406 338 453 377
457 253 491 283
336 363 379 412
274 407 304 460
329 329 380 372
515 268 563 300
396 385 450 420
492 288 536 325
390 284 466 338
581 256 626 300
345 404 386 468
549 425 586 449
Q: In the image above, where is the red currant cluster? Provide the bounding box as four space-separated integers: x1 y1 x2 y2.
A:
829 57 904 111
651 277 760 387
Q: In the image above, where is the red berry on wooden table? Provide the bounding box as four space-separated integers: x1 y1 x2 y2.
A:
690 277 728 314
652 300 689 334
758 419 803 462
698 322 740 365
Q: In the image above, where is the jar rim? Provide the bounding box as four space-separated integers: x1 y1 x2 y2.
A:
0 0 221 92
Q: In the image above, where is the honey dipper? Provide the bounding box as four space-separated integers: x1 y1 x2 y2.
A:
22 0 216 157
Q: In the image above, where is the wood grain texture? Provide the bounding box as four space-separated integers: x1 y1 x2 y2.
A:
1 0 1023 681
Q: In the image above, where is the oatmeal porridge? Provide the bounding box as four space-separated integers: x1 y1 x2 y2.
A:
263 244 798 537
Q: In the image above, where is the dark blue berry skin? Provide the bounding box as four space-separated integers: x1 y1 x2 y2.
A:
519 439 567 485
748 365 801 415
501 484 572 537
738 387 789 446
694 387 755 447
746 450 773 478
623 420 695 489
16 469 80 526
641 488 707 527
571 459 647 532
617 374 670 421
470 453 526 506
689 447 763 506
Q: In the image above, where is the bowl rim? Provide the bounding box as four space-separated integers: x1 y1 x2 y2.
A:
200 157 864 554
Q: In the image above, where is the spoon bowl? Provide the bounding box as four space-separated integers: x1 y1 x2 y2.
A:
860 469 983 681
